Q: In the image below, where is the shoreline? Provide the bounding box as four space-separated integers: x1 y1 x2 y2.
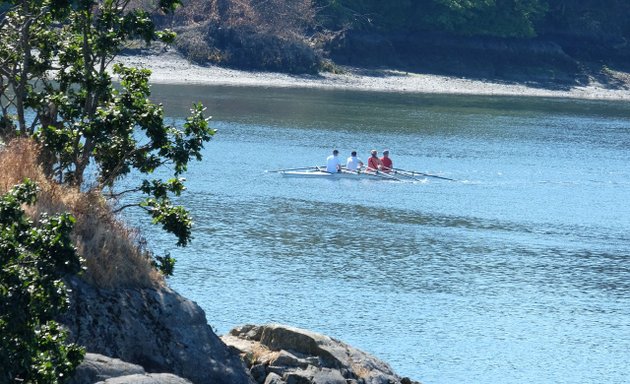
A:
116 51 630 101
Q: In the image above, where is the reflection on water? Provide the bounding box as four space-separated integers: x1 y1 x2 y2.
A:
120 85 630 384
184 194 629 297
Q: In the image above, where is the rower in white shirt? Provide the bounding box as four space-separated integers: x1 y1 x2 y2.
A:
346 151 364 171
326 149 342 173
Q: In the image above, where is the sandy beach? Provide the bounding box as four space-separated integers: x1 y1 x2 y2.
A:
116 50 630 101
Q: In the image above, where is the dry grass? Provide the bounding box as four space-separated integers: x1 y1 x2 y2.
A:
241 343 276 367
0 138 163 288
351 363 373 380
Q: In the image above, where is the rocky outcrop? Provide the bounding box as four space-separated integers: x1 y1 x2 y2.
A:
60 277 253 384
95 374 192 384
221 324 419 384
70 353 192 384
59 280 421 384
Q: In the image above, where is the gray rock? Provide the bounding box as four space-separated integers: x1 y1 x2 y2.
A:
271 351 309 369
284 372 311 384
61 277 253 384
250 364 267 384
310 367 347 384
285 366 347 384
263 373 284 384
221 334 259 356
266 366 289 377
69 353 145 384
223 324 418 384
95 373 192 384
70 354 193 384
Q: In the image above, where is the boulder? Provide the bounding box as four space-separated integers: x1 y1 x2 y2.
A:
270 350 309 369
70 353 145 384
222 324 420 384
284 366 346 384
69 353 192 384
263 373 284 384
95 373 192 384
61 277 253 384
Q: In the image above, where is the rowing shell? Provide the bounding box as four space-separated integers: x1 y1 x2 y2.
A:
280 169 403 181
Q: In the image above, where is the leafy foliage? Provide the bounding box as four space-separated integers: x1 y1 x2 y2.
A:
0 1 215 263
541 0 630 37
316 0 548 37
0 180 85 383
153 252 176 276
315 0 630 40
425 0 548 37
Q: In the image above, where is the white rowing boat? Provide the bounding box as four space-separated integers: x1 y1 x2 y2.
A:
279 168 403 181
268 166 453 182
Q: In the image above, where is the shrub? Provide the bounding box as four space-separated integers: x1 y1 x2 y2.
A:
182 23 321 73
169 0 323 73
0 139 162 288
176 24 224 64
0 179 85 383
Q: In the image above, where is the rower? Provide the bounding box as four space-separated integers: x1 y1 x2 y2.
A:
326 149 342 173
346 151 364 172
366 150 382 172
380 149 393 173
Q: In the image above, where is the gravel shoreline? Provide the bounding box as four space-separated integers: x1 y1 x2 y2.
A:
116 51 630 101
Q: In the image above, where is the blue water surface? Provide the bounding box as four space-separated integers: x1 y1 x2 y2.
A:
119 85 630 384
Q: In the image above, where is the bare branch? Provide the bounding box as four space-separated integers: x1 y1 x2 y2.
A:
104 187 142 199
112 202 151 214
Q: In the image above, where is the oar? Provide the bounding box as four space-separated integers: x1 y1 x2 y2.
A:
362 169 405 182
340 169 359 176
387 169 425 182
379 166 419 181
393 167 456 181
388 169 427 181
339 167 401 181
266 166 319 173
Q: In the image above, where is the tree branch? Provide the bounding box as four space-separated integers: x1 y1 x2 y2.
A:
104 187 142 199
112 202 148 214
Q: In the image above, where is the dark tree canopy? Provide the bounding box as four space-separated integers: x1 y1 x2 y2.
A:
315 0 630 39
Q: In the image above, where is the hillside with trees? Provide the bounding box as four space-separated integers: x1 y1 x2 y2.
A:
140 0 630 84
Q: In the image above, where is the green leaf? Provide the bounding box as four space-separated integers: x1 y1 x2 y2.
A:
0 181 84 382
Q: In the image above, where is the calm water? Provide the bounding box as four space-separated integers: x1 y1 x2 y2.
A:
121 84 630 384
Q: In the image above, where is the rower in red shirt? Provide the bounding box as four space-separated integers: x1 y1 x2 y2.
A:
366 150 382 172
380 149 393 173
